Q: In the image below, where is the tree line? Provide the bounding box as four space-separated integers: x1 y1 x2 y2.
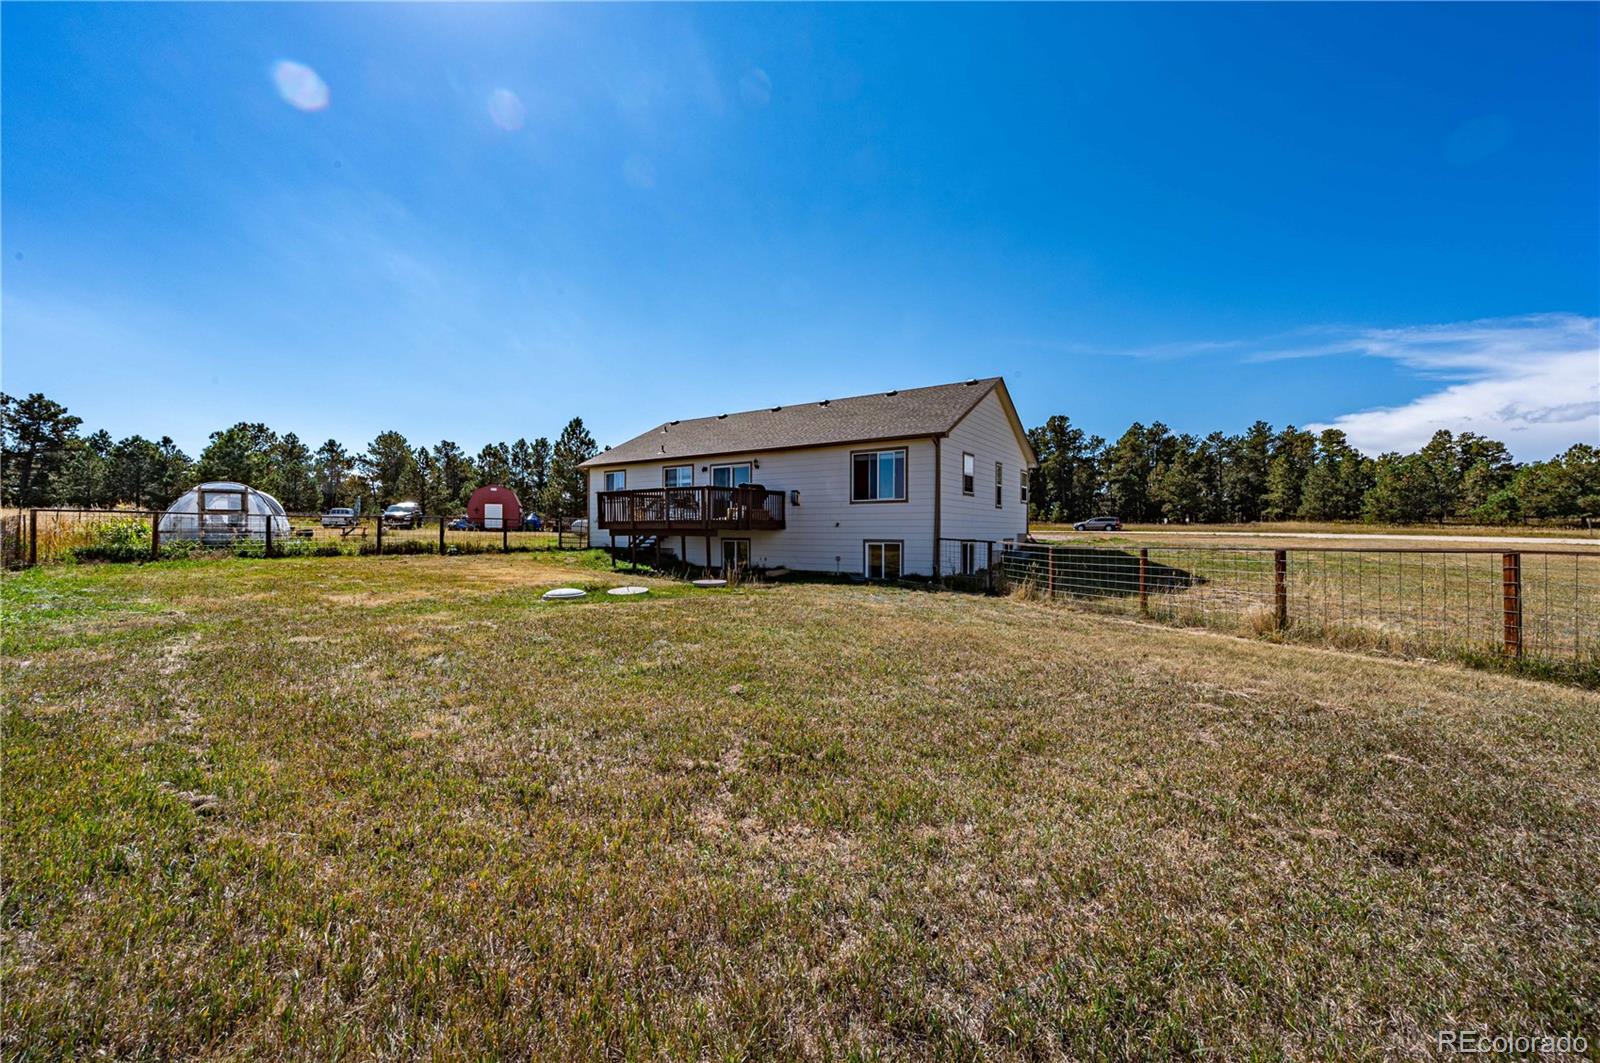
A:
1027 418 1598 525
0 392 598 518
6 389 1595 525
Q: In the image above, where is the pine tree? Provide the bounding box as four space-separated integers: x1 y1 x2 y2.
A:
108 435 163 508
314 440 355 510
360 431 417 506
1 392 83 505
543 418 596 519
1221 421 1273 522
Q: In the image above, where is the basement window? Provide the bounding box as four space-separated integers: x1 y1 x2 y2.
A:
864 541 903 580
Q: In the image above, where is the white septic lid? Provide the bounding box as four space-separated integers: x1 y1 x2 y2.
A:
691 579 728 588
541 587 587 600
607 586 649 596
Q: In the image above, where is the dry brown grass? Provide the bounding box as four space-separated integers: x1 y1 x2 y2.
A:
4 553 1598 1058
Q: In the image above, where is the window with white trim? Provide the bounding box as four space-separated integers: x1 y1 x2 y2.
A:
994 462 1003 508
864 541 903 580
603 470 626 491
663 465 693 488
710 463 752 488
961 452 975 495
852 449 907 502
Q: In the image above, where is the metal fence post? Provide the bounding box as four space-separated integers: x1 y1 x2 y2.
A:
1502 552 1522 658
1274 549 1288 631
1139 547 1149 615
264 514 273 558
151 511 161 561
28 509 37 567
376 517 383 556
439 516 446 555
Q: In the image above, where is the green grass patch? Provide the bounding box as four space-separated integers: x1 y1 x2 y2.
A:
4 554 1598 1058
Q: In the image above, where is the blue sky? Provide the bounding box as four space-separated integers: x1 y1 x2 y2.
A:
4 3 1596 459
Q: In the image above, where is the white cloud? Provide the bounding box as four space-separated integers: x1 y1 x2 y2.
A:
1287 314 1597 459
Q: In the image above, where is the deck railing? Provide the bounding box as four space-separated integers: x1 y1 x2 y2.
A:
597 486 786 532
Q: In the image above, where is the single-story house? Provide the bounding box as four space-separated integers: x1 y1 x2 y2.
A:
578 377 1037 578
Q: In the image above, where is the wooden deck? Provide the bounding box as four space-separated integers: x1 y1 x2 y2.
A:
597 486 786 533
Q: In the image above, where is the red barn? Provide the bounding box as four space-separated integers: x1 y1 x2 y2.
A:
467 484 523 530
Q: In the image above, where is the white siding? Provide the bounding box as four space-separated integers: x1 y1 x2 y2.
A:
587 436 937 575
939 389 1031 547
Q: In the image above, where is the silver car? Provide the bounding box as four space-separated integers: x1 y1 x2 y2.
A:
321 507 356 528
1073 515 1123 531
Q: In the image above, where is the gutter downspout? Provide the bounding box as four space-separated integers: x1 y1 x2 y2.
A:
932 435 942 580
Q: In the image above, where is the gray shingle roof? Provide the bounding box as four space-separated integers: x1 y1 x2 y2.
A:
580 377 1011 468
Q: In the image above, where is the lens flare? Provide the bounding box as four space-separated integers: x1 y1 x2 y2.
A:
488 89 526 131
271 60 329 112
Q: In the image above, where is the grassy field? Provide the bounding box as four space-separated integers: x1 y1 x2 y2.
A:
1032 520 1600 543
4 553 1599 1058
2 509 583 564
1001 542 1600 683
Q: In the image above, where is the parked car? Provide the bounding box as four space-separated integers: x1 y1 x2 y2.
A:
320 507 356 528
382 502 424 528
570 518 589 534
1073 515 1123 531
447 516 473 531
523 513 543 531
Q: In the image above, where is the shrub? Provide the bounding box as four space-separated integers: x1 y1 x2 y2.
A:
71 519 153 563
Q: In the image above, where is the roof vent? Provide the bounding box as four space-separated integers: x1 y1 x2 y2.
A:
886 389 898 396
966 378 978 385
659 444 666 453
819 399 830 407
670 419 680 425
717 413 727 420
771 405 782 412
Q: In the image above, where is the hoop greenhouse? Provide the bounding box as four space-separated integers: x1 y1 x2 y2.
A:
158 482 292 543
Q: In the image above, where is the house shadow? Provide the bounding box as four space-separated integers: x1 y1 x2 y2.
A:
1006 544 1203 598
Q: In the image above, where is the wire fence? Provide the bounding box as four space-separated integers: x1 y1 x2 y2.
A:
937 538 999 593
2 508 591 567
1000 541 1600 681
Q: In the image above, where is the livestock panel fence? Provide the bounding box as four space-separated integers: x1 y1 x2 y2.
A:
3 508 590 567
1000 541 1599 682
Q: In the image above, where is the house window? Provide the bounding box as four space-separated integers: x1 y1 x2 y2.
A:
959 541 977 576
852 449 907 502
1021 476 1030 505
710 463 752 488
961 452 975 496
664 465 693 488
864 541 903 580
995 463 1003 508
603 470 626 492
